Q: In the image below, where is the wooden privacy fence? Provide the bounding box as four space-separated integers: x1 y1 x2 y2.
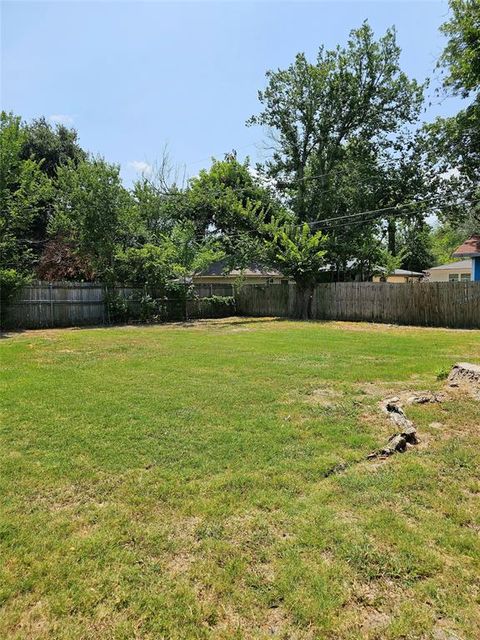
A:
236 282 480 329
3 281 480 330
1 282 235 330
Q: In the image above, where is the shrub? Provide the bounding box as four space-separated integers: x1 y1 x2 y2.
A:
191 295 236 319
105 291 129 323
0 269 31 326
436 366 450 381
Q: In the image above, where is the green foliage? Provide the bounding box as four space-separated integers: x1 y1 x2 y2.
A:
0 269 31 326
162 221 224 281
114 244 171 288
21 116 86 178
426 1 480 230
186 157 283 233
439 0 480 98
430 224 466 265
131 177 180 241
52 158 133 281
378 248 407 276
0 112 53 277
189 295 236 319
104 290 130 324
269 222 327 286
399 224 434 272
135 292 163 323
0 269 30 304
182 156 290 271
436 366 450 381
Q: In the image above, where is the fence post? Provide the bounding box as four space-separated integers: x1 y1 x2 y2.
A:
49 282 54 327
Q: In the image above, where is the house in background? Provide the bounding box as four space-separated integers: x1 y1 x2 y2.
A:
372 268 424 283
192 260 288 296
426 259 472 282
452 234 480 281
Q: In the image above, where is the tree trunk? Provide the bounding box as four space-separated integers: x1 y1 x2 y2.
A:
183 277 188 322
294 282 314 320
387 219 396 255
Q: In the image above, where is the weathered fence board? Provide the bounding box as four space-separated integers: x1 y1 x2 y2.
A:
3 283 106 329
236 282 480 329
1 282 235 330
3 281 479 330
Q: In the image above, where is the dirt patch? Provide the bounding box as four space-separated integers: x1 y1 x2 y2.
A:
433 620 464 640
305 387 343 408
165 551 195 577
447 362 480 400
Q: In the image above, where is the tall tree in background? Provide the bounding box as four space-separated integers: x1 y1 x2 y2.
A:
51 158 133 282
183 156 290 269
249 22 424 274
427 0 479 231
0 112 52 301
19 117 87 246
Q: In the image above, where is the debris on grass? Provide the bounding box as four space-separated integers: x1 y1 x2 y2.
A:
367 362 479 462
447 362 480 399
406 392 446 404
368 398 419 460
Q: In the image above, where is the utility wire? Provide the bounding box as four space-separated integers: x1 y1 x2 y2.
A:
13 194 477 248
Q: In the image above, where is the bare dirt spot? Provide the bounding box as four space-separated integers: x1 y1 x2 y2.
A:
305 387 343 407
433 620 464 640
165 551 195 577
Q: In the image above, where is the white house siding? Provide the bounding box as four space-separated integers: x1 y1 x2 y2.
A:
427 259 472 282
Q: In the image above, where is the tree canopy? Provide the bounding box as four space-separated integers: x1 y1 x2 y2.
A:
1 7 478 316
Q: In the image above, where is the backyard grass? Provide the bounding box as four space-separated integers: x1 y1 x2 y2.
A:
1 317 479 640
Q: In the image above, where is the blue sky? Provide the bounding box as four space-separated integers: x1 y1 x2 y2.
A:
2 1 464 186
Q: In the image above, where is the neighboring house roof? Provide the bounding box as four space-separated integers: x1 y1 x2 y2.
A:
391 269 424 276
453 235 480 258
428 259 472 271
196 259 284 278
374 267 424 276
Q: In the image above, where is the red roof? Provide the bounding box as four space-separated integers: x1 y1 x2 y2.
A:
453 235 480 257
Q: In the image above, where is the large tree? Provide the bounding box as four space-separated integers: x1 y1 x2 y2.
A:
427 0 480 230
248 22 427 279
0 112 52 299
51 158 133 282
19 116 88 246
249 23 423 228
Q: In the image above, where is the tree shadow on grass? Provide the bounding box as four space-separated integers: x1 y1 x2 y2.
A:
0 316 293 339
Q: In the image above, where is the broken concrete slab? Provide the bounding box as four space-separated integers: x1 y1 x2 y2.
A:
368 399 419 460
447 362 480 393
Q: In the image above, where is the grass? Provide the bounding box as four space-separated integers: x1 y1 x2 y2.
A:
1 317 479 639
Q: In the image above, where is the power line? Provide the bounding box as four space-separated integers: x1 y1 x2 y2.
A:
197 193 477 243
12 194 477 248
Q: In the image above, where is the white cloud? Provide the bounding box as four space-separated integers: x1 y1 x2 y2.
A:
49 114 75 126
129 160 153 176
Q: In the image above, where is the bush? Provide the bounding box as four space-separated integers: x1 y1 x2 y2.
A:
436 366 450 381
0 269 30 304
0 270 31 326
105 291 130 323
190 295 236 319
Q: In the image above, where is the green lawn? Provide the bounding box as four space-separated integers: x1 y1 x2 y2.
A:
1 318 479 640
